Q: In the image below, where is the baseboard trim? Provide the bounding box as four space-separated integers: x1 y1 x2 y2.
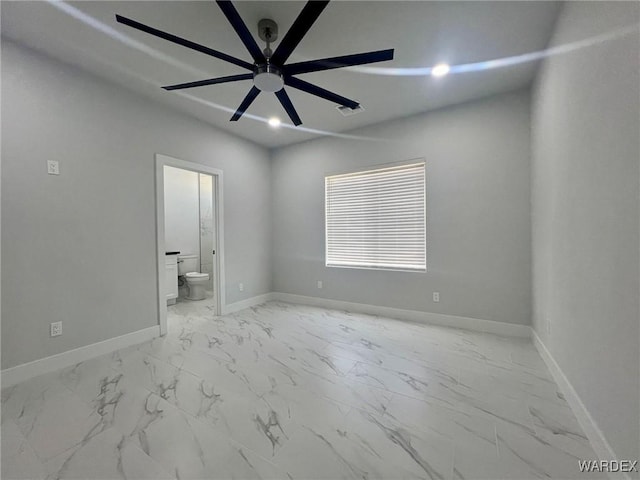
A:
223 293 275 315
532 330 628 480
1 325 160 388
271 292 531 337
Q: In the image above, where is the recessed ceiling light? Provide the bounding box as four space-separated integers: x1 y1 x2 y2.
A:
431 63 450 77
268 117 281 128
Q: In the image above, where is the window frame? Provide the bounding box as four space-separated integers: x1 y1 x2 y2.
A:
324 159 427 273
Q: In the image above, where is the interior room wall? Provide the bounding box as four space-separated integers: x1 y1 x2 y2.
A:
1 40 271 370
271 90 532 326
531 1 639 465
199 173 215 289
164 166 200 261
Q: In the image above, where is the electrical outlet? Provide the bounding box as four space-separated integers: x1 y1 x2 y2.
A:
50 321 62 337
433 292 440 303
239 283 244 292
47 160 60 175
317 280 323 289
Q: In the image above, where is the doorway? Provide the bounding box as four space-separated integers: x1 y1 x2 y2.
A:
155 154 225 335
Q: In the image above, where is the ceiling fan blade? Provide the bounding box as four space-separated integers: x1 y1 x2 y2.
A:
285 76 358 109
216 1 265 63
163 73 253 91
115 14 254 70
286 49 394 76
230 86 261 121
275 89 302 126
270 1 329 65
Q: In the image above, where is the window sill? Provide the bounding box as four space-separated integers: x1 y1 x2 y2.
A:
325 264 426 273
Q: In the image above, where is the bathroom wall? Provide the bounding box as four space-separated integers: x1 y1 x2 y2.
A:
164 166 200 261
199 174 215 290
164 167 215 291
2 40 272 369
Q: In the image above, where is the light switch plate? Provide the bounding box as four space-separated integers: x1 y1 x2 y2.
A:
47 160 60 175
50 321 62 337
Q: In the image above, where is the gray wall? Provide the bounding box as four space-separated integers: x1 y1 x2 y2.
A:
164 166 200 259
1 41 271 369
531 1 639 464
271 91 532 325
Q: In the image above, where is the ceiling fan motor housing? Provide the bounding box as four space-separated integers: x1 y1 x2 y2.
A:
254 64 284 92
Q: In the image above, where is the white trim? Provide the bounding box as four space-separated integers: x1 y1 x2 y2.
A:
155 154 225 336
1 326 159 388
155 161 167 335
271 292 531 337
223 293 275 315
325 157 427 178
532 330 628 480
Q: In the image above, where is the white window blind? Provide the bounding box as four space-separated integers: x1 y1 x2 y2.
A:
325 162 426 271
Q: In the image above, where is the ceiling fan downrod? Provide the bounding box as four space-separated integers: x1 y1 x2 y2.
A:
258 18 278 61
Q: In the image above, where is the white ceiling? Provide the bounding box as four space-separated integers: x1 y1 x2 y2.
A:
2 1 561 148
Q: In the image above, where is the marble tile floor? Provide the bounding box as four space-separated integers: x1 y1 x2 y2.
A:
175 290 215 305
1 301 603 480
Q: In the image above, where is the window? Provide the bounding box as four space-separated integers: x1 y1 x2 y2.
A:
325 161 426 272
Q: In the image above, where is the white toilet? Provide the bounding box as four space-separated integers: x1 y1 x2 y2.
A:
177 254 210 301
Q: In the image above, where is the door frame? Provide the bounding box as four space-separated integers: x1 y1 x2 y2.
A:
155 153 225 335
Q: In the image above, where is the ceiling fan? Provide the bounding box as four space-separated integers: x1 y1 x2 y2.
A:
115 1 394 126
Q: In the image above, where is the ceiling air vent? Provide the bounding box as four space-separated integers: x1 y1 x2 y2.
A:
336 104 365 116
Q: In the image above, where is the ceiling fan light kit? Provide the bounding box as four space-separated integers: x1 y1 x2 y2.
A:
254 64 284 93
115 0 394 126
